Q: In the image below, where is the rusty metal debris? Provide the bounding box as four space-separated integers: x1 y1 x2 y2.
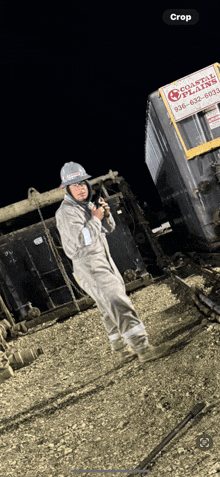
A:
163 252 220 323
0 345 44 384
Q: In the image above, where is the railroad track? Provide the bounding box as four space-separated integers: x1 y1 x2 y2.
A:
161 251 220 325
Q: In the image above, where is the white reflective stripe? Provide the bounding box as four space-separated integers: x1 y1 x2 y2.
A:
82 227 92 245
122 323 147 339
101 225 108 233
108 332 121 342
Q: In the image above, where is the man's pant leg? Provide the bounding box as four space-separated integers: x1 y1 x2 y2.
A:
81 279 148 353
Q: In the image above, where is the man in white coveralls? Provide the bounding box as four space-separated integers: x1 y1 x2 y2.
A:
55 162 171 364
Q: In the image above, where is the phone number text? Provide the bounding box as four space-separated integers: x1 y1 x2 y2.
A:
174 87 220 112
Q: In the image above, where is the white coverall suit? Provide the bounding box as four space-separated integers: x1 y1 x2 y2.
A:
55 183 148 353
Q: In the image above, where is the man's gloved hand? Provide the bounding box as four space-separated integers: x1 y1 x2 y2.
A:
92 205 105 220
98 197 110 217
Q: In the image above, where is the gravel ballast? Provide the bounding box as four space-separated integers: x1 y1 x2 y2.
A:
0 275 219 477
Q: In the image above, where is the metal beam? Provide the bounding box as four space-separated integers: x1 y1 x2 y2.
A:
0 170 119 224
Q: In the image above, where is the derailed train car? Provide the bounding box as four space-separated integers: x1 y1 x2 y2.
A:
0 172 155 324
145 62 220 251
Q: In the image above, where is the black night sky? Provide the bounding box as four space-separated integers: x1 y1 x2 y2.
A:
0 1 218 208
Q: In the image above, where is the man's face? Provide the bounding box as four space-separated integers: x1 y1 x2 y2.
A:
69 181 89 201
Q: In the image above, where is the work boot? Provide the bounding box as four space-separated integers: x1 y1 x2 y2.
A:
115 346 136 363
138 343 171 363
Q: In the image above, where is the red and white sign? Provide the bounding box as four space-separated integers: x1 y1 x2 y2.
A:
205 105 220 130
161 64 220 122
67 172 80 179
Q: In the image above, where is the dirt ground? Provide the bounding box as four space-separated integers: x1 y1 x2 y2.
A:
0 274 220 477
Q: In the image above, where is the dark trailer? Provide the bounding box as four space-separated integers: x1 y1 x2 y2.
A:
145 62 220 251
0 172 154 325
